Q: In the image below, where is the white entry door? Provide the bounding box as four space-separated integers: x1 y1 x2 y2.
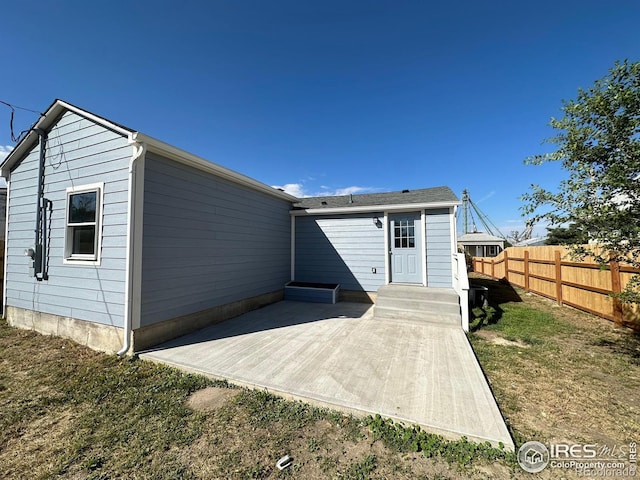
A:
390 213 422 283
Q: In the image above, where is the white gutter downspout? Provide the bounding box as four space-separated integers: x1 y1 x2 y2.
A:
2 176 10 316
117 138 146 357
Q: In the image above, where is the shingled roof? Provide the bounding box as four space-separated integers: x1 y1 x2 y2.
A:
292 186 459 210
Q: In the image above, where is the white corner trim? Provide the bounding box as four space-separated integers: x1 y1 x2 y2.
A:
450 205 458 253
290 215 296 281
450 206 458 286
383 212 390 285
421 210 428 286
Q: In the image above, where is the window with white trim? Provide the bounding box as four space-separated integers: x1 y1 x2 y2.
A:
65 184 103 262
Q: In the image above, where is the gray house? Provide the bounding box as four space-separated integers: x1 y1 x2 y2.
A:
292 189 460 301
458 232 505 258
1 100 467 353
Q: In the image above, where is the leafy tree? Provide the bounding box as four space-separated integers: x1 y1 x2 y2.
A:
522 60 640 303
545 223 589 246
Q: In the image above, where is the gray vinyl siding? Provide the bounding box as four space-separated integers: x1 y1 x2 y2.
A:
295 214 385 291
139 154 291 326
425 208 453 287
5 111 130 326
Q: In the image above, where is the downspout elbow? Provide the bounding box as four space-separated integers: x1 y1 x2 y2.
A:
117 140 146 357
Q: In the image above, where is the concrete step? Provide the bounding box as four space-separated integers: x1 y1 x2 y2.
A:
375 296 461 315
373 306 461 327
376 285 459 304
374 284 461 327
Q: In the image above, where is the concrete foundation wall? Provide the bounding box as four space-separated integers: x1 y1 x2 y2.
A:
8 289 284 353
6 305 126 353
133 289 283 352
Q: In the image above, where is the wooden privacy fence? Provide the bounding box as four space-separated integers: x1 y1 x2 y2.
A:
472 245 640 329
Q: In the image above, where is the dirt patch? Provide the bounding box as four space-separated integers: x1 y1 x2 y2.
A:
186 386 239 411
181 412 487 479
474 329 530 348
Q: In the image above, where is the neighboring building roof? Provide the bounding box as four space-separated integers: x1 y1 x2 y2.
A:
292 186 460 214
0 99 298 203
458 232 505 244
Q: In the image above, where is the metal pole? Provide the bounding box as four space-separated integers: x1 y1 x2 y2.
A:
34 128 47 280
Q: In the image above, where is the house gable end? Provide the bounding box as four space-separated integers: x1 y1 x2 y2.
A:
4 108 132 332
1 100 133 178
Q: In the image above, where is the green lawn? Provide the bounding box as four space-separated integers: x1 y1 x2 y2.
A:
468 275 640 450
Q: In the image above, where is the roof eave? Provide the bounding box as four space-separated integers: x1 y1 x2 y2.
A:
290 200 460 216
132 132 299 203
0 100 298 203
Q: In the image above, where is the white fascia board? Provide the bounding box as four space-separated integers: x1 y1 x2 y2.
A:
132 132 299 203
1 131 35 177
290 201 461 216
56 100 133 137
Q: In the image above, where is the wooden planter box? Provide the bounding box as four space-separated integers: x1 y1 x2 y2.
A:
284 282 340 304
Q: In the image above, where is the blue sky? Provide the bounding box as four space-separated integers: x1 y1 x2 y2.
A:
1 1 639 239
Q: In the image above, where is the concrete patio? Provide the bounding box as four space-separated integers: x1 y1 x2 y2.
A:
140 300 514 449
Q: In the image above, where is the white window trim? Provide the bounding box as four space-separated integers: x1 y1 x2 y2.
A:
64 182 104 265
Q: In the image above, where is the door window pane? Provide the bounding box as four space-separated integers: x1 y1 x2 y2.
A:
394 219 416 249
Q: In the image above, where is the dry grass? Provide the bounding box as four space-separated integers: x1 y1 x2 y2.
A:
1 278 639 478
0 319 506 479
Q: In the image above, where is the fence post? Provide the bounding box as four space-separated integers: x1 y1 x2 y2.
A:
555 250 563 306
491 258 495 279
504 250 509 281
610 258 623 328
524 250 530 292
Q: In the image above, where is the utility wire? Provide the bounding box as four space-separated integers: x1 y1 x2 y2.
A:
0 100 45 143
0 101 43 115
